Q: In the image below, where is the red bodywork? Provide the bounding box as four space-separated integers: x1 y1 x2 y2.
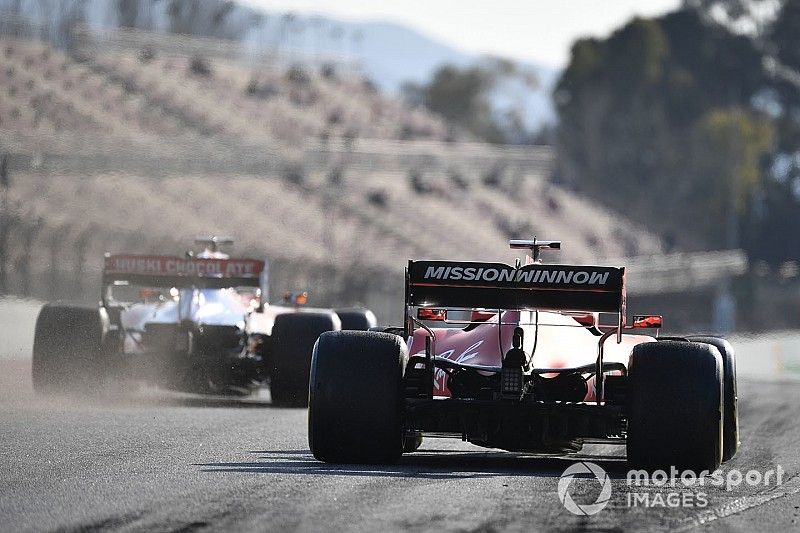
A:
409 310 654 401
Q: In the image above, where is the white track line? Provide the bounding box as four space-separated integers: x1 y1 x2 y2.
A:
674 474 800 531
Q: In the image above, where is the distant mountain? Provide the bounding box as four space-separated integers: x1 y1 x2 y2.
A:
344 21 474 89
348 21 559 130
1 0 559 130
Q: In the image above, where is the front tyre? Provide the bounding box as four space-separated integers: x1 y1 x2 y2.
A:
687 336 739 462
309 331 407 463
627 340 723 472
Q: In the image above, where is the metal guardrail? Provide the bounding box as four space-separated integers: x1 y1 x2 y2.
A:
0 131 555 177
602 249 748 295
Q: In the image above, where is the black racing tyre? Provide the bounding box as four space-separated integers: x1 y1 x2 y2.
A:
32 303 109 395
336 309 378 331
687 336 739 462
308 331 407 463
627 340 723 472
270 312 340 407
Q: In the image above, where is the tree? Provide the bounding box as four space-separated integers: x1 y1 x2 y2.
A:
165 0 257 40
683 0 779 35
746 0 800 262
116 0 139 28
769 0 800 68
765 0 800 136
555 8 775 250
687 109 774 246
408 64 504 143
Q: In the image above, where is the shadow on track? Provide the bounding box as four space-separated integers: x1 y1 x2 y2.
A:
195 448 631 480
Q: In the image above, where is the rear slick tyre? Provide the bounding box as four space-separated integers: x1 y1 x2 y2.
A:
627 340 723 473
271 312 340 407
32 303 108 396
308 331 407 463
335 309 378 331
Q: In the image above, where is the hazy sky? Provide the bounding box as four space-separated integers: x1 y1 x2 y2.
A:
240 0 682 67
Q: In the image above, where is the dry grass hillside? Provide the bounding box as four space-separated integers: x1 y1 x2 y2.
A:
0 34 663 319
1 36 453 144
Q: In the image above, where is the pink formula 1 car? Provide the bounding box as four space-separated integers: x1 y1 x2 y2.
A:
32 238 376 406
309 239 738 471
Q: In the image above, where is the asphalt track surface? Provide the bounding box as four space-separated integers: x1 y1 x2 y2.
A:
2 358 800 532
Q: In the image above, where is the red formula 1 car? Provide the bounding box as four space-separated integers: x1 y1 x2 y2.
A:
309 239 738 471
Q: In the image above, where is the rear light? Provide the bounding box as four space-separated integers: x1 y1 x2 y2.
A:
417 308 446 321
501 367 524 399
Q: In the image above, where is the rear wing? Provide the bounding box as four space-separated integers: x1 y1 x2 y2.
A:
406 260 626 316
102 254 266 290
